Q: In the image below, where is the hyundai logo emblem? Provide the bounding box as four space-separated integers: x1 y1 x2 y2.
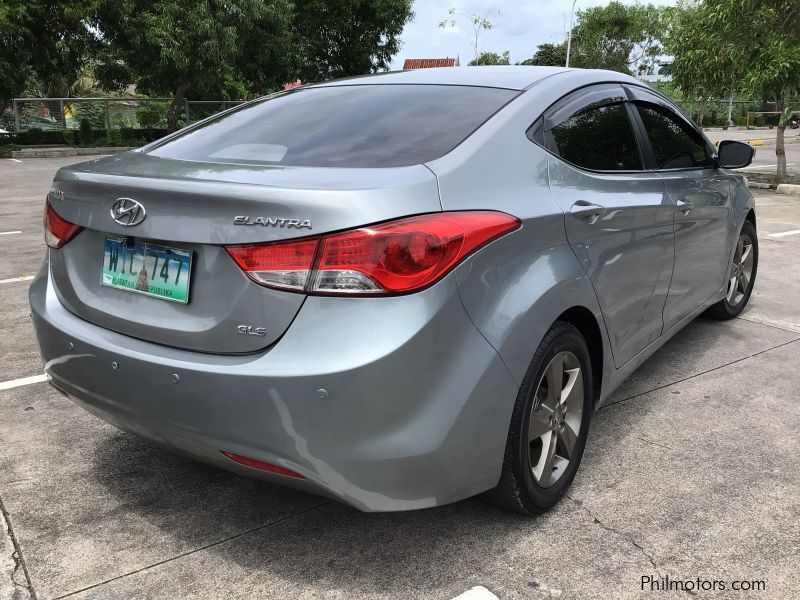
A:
110 198 146 227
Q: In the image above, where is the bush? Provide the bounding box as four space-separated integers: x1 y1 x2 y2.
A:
135 101 169 128
0 143 21 158
0 127 168 148
8 128 68 145
79 119 93 145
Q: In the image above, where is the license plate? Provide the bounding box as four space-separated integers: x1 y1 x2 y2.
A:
101 238 192 303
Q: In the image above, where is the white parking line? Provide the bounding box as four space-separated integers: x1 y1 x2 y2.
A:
450 587 499 600
0 374 47 391
0 231 22 236
0 275 34 284
5 158 22 163
769 229 800 238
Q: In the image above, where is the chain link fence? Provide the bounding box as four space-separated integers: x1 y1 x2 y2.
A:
1 97 246 134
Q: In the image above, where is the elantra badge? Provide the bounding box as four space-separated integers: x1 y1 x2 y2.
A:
234 216 312 229
111 198 146 226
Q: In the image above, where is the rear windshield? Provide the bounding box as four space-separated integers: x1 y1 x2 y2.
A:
149 84 519 168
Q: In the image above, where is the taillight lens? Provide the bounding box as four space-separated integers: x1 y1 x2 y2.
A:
44 196 82 248
224 238 318 291
225 211 520 296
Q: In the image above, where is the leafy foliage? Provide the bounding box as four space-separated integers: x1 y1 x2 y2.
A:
668 0 800 179
94 0 296 131
293 0 413 81
519 43 567 67
469 51 510 66
0 0 99 111
568 2 664 74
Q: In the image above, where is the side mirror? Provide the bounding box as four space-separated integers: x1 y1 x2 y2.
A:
717 140 755 169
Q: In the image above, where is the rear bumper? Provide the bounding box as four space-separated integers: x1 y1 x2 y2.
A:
30 260 518 511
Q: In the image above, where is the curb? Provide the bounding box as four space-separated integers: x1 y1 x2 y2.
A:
11 146 135 159
776 184 800 196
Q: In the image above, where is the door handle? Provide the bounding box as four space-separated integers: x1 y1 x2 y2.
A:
677 199 693 215
570 201 607 224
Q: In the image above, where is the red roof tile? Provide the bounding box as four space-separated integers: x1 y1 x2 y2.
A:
402 58 459 70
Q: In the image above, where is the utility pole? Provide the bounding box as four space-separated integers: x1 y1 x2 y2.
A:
566 0 578 68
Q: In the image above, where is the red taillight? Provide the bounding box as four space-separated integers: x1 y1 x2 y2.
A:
221 451 305 479
44 196 82 248
225 211 520 296
225 238 318 291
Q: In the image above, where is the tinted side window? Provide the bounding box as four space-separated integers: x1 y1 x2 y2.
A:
149 85 519 168
550 103 642 171
636 104 711 169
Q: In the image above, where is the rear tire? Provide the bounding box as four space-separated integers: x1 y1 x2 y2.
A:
706 220 758 320
483 321 593 515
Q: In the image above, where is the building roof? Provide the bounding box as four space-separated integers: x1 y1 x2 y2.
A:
403 58 459 70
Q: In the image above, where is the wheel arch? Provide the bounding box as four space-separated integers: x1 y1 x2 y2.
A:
745 208 756 229
556 306 604 407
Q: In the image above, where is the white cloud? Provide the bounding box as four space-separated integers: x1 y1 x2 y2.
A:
392 0 677 68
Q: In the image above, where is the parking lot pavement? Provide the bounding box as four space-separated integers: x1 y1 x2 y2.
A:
1 156 799 600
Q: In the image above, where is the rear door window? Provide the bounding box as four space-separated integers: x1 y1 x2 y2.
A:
635 103 713 169
149 85 519 168
549 103 642 171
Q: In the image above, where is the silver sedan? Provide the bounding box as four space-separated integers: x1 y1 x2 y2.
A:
30 66 758 513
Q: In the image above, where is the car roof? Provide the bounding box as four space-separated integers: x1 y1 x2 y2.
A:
310 66 640 92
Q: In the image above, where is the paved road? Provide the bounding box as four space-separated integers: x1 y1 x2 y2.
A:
1 157 799 600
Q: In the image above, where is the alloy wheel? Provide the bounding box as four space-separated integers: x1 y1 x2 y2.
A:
527 351 584 488
726 233 754 307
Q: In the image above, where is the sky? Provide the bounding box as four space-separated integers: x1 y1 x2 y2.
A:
390 0 677 69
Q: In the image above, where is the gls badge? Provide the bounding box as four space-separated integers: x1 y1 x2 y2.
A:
234 216 312 229
237 325 267 337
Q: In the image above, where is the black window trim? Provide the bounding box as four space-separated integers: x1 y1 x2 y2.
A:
528 83 648 175
623 85 718 173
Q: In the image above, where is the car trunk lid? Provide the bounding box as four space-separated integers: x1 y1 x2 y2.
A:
47 152 441 353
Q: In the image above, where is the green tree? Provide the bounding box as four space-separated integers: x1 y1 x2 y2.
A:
569 2 664 74
0 0 98 113
665 2 738 126
469 51 510 66
95 0 295 131
519 42 567 67
293 0 413 81
669 0 800 180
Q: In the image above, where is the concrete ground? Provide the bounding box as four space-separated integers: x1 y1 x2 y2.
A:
1 156 799 600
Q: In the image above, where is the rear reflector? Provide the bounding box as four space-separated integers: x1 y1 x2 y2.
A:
225 211 520 296
44 196 83 248
221 451 305 479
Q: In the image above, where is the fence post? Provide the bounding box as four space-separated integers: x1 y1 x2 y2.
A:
104 99 110 131
13 99 19 132
727 96 734 128
184 98 190 126
60 99 66 130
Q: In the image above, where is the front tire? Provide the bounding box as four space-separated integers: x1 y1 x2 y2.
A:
483 322 593 515
706 220 758 319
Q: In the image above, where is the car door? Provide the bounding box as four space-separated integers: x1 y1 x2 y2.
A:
626 87 735 331
539 85 675 368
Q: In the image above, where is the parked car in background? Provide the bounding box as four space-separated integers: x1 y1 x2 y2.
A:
31 67 757 514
